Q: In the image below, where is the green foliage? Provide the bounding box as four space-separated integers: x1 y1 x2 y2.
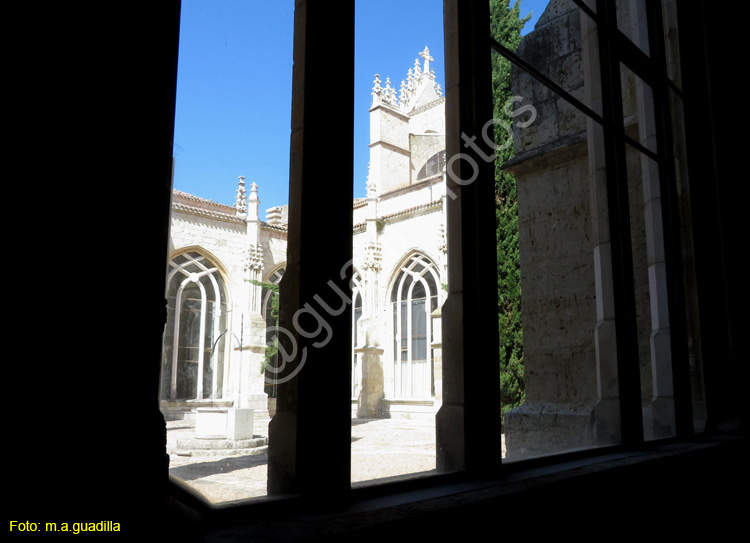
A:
490 0 531 418
250 279 279 373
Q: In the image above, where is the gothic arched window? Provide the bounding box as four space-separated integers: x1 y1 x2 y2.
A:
262 267 285 325
351 268 364 399
416 150 446 180
162 251 229 401
262 266 284 398
391 254 440 398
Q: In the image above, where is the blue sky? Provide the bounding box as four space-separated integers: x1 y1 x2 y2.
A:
172 0 546 213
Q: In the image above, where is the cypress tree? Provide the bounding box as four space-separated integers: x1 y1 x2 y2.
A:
490 0 530 418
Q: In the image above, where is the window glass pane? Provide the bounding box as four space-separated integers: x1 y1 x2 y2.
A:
401 301 408 350
668 89 705 432
400 273 413 300
352 0 444 486
616 0 650 56
263 268 283 402
660 0 681 89
496 0 622 459
623 145 677 440
494 0 602 119
160 0 293 504
412 299 427 360
412 279 426 299
352 275 364 400
579 0 596 12
620 62 657 155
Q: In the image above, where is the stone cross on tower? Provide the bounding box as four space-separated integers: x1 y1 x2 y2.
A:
419 46 433 76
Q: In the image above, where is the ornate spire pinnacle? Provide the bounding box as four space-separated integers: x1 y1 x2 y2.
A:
364 241 382 272
383 77 397 107
437 222 447 254
373 47 442 114
235 176 247 216
366 161 377 196
372 74 383 106
245 180 260 221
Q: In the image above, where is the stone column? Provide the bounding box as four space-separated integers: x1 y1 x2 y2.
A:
234 181 269 417
356 178 386 418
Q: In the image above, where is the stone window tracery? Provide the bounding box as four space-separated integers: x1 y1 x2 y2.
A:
417 150 446 180
261 266 285 398
391 253 439 398
351 268 364 399
162 251 228 401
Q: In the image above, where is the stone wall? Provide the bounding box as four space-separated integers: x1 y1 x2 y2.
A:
261 226 288 278
503 0 605 458
503 0 688 456
168 206 270 416
370 105 411 194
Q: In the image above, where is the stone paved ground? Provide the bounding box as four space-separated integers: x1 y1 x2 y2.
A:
166 417 504 505
166 417 436 504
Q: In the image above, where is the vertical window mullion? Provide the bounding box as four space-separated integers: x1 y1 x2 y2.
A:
208 274 222 399
171 280 186 400
267 0 354 499
196 280 207 400
597 0 645 445
423 277 432 397
406 280 415 397
439 0 501 475
645 0 694 436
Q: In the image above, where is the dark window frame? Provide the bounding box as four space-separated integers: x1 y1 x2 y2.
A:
150 0 743 529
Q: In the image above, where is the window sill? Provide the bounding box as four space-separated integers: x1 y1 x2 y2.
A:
163 434 747 541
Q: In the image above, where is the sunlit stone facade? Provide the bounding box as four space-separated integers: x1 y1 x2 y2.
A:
162 48 449 421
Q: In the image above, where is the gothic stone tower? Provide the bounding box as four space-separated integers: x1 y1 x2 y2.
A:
353 47 448 419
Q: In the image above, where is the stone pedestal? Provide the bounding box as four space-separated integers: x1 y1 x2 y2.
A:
195 407 255 441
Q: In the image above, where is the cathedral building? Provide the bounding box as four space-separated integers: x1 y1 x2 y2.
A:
160 47 449 423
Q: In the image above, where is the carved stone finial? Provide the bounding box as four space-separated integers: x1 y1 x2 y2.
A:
235 176 247 216
366 161 377 196
372 74 383 106
372 74 382 95
243 244 264 273
383 77 397 107
399 79 408 105
437 222 447 254
364 241 382 271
